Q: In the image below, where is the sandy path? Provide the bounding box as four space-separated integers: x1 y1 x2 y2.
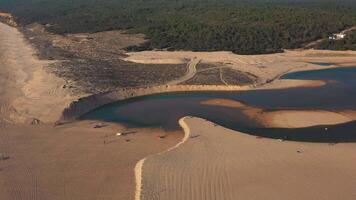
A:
0 22 79 124
166 58 200 85
138 117 356 200
124 50 356 87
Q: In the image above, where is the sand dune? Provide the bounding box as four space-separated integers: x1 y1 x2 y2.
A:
138 117 356 200
0 22 81 124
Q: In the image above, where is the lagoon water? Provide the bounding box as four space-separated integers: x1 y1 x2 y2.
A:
82 67 356 142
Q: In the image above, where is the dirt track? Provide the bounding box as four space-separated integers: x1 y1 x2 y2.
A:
167 58 200 85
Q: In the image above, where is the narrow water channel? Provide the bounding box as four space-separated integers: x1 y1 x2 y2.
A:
82 67 356 142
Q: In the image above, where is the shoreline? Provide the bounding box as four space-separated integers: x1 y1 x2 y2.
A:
200 98 356 129
60 77 329 123
136 117 356 200
60 49 356 123
2 21 355 125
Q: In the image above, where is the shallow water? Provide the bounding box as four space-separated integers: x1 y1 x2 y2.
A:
309 62 335 66
82 67 356 142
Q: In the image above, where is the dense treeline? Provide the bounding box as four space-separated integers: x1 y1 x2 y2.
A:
1 0 356 54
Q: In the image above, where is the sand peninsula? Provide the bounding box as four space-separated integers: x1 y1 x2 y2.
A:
1 20 356 200
136 117 356 200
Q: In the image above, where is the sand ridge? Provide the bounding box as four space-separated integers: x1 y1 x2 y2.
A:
135 117 192 200
138 117 356 200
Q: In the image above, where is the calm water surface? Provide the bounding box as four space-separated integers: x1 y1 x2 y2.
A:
83 67 356 142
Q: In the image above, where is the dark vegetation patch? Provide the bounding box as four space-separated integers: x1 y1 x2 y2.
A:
49 60 187 94
0 153 10 161
21 24 187 94
1 0 356 54
221 68 259 86
196 63 220 71
182 69 225 85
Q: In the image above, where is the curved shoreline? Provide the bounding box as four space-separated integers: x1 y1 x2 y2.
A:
59 85 251 122
134 117 192 200
133 117 356 200
59 77 326 123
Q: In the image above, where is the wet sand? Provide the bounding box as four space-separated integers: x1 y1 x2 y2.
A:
138 117 356 200
259 110 356 128
201 99 356 128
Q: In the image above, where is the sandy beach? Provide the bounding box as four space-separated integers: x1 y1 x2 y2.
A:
138 117 356 200
0 21 183 200
0 121 181 200
1 20 356 200
259 110 356 128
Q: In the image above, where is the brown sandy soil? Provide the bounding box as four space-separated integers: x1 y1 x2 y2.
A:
340 110 356 119
138 117 356 200
255 79 326 90
0 121 181 200
201 99 246 108
0 22 81 124
0 13 11 17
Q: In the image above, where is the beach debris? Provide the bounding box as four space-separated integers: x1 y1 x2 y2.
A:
0 153 10 161
54 121 64 126
125 139 131 142
324 127 328 131
92 123 106 129
30 118 41 125
297 150 303 154
158 135 166 139
117 130 137 136
190 135 200 139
